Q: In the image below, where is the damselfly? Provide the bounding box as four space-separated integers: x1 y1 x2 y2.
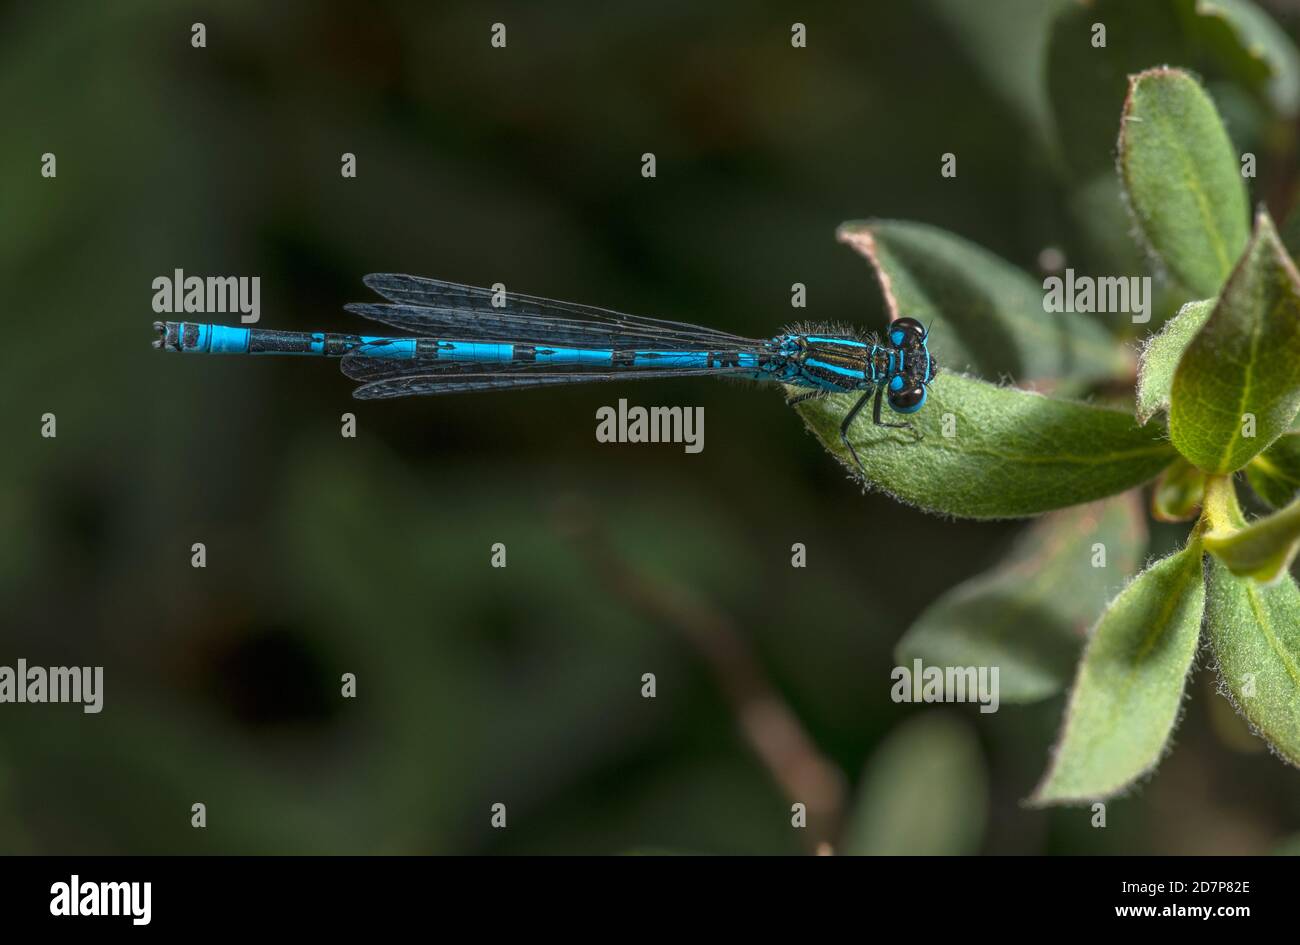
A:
153 274 939 471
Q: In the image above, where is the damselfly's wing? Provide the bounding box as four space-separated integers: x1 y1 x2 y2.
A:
341 276 770 399
340 347 762 399
348 363 755 399
346 274 761 350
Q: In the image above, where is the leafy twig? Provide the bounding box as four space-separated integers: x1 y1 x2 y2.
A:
552 495 846 853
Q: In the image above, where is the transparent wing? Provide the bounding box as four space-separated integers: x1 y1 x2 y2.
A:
346 357 755 400
346 274 761 349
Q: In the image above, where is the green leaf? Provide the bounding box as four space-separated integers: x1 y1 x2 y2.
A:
1152 457 1207 521
1246 433 1300 507
1118 67 1250 298
896 495 1145 703
1194 0 1300 118
795 373 1176 519
1206 559 1300 766
842 713 987 855
837 220 1127 384
1205 494 1300 583
1169 210 1300 473
1029 536 1206 804
1136 298 1215 423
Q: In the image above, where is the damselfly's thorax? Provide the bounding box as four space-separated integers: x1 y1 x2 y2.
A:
782 333 875 393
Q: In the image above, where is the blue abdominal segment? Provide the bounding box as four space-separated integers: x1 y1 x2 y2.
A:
155 323 766 371
157 322 412 357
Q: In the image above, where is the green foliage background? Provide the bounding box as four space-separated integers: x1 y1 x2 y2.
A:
3 0 1300 854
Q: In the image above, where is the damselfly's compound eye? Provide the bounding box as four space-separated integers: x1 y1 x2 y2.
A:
888 317 926 348
888 382 927 413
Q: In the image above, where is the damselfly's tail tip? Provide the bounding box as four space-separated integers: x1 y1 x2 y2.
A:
152 320 183 351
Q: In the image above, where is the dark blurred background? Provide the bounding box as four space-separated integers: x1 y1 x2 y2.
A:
3 0 1300 854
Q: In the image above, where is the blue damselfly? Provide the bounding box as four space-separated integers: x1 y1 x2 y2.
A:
153 274 939 470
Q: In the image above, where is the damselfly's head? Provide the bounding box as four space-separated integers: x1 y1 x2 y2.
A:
884 317 938 415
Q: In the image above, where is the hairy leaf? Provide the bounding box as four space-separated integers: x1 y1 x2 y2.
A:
1136 298 1215 424
795 374 1175 519
1029 536 1206 805
1206 560 1300 766
1246 433 1300 507
1169 211 1300 473
837 220 1126 384
896 495 1145 703
1118 67 1250 297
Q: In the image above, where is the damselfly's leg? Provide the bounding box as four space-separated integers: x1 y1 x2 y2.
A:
839 391 873 473
871 386 912 430
784 389 825 407
841 387 918 474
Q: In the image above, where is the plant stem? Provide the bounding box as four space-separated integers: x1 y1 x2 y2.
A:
550 494 847 854
1201 474 1246 533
